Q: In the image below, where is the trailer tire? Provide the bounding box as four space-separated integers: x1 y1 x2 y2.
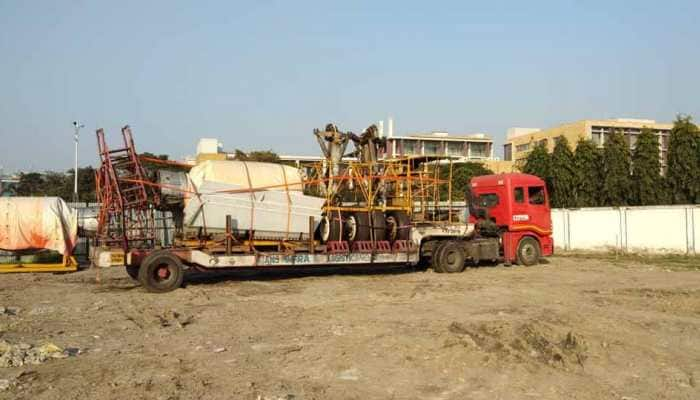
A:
371 211 386 241
345 212 371 242
431 241 449 273
319 214 343 243
385 211 411 242
437 241 466 273
516 236 540 266
138 250 184 293
125 266 139 281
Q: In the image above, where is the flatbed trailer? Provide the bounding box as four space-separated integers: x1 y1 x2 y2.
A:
92 221 501 292
91 124 553 292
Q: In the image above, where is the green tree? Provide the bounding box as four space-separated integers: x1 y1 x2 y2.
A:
666 115 700 204
438 162 493 200
140 152 169 161
631 127 663 205
522 141 552 194
602 129 632 206
16 172 45 196
573 138 603 207
43 171 71 199
74 166 97 203
549 136 577 208
233 149 281 163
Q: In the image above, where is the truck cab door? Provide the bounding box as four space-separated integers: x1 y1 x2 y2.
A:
525 185 550 233
511 186 529 225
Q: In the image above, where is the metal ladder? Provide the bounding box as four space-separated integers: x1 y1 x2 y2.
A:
96 126 157 250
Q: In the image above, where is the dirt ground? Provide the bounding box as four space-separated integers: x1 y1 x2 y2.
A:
1 255 699 400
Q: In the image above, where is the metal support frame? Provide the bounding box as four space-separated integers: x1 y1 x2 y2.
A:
96 126 158 251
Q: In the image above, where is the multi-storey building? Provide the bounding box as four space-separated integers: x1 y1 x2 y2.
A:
503 119 673 169
383 131 494 160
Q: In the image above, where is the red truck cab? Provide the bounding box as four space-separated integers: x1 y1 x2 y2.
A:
469 173 554 265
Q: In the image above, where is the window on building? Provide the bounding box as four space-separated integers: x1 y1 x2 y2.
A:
591 126 609 146
628 134 638 149
478 193 499 208
471 142 488 157
528 186 546 205
514 187 524 203
504 144 512 161
515 143 530 152
424 141 440 156
403 140 419 155
447 142 464 157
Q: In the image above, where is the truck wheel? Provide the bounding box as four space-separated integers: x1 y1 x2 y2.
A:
516 236 541 266
345 212 370 242
138 250 184 293
385 211 410 242
125 266 139 281
371 211 386 241
319 214 343 243
431 241 449 273
437 241 466 273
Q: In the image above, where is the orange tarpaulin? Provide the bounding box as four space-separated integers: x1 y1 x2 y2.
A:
0 197 77 256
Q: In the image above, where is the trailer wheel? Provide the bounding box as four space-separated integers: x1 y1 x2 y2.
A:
371 211 386 241
125 266 139 281
345 212 371 242
431 241 449 273
138 250 184 293
437 241 466 273
319 214 343 243
385 211 411 242
516 236 541 266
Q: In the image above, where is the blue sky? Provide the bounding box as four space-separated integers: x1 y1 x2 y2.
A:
1 0 699 172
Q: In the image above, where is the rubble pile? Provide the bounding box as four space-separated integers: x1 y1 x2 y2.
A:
0 340 75 368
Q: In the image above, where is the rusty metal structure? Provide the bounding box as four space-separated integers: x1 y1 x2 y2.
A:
95 126 158 250
307 123 457 244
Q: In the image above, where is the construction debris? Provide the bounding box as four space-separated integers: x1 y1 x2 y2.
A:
0 341 75 368
0 307 20 316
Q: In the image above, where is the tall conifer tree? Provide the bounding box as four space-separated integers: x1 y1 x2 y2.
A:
602 129 632 206
550 136 577 208
666 115 700 204
522 141 552 195
573 138 603 207
631 127 663 205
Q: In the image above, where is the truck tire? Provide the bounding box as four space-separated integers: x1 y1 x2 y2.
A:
516 236 541 266
431 241 449 273
371 211 386 241
437 241 466 273
319 214 343 243
345 212 371 242
125 266 139 281
138 250 185 293
385 211 411 242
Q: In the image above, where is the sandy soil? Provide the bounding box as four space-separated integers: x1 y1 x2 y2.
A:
1 255 699 400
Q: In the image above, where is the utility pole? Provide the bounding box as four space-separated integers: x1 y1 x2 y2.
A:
73 121 84 203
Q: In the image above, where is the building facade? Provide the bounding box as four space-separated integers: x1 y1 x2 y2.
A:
384 132 494 160
0 175 19 197
504 119 673 168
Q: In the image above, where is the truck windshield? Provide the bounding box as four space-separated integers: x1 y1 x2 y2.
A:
477 193 499 208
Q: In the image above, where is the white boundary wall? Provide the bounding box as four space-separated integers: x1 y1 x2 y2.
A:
552 205 698 255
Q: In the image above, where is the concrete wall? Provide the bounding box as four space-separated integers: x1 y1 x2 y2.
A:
552 205 698 254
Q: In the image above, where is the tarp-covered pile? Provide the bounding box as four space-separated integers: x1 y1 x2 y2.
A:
183 161 324 240
0 197 77 255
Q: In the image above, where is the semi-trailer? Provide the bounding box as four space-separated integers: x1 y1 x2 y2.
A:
91 124 553 292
